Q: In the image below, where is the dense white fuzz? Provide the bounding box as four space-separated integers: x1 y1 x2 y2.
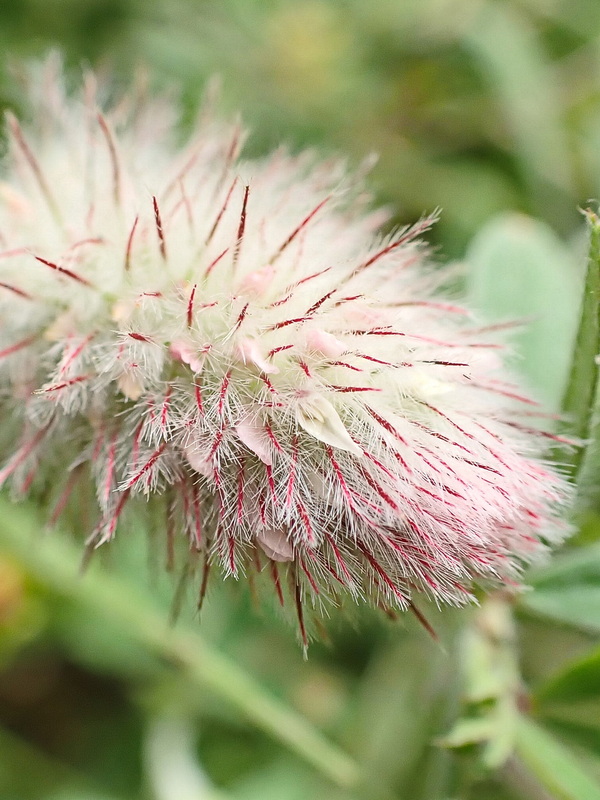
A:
0 61 570 640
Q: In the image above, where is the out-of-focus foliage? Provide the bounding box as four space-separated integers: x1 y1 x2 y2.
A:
2 0 600 256
3 1 600 799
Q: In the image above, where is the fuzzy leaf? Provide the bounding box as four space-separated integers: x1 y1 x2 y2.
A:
466 212 580 409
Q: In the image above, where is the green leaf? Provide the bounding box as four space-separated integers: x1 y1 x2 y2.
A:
520 585 600 634
527 542 600 589
465 2 573 204
536 646 600 704
541 719 600 760
515 716 600 800
522 542 600 632
0 724 114 800
556 210 600 478
519 543 600 670
466 212 579 409
350 633 448 791
233 758 321 800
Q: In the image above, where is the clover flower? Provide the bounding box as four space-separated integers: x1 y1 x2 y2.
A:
0 61 569 642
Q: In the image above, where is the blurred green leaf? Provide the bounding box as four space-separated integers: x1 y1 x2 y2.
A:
232 758 324 800
466 212 579 408
520 586 600 634
536 645 600 704
541 718 600 760
527 542 600 588
515 716 600 800
0 724 115 800
465 1 573 211
520 537 600 633
349 632 448 793
50 601 163 680
46 794 117 800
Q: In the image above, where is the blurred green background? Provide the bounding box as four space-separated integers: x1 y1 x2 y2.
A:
4 1 600 799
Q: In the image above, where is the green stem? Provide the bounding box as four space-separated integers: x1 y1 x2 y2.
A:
556 209 600 481
0 497 360 789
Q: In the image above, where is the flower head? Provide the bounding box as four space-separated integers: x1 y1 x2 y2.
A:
0 60 569 642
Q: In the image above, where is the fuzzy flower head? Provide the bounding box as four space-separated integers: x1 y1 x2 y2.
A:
0 60 568 642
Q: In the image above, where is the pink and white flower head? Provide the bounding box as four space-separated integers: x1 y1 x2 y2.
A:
0 60 569 643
